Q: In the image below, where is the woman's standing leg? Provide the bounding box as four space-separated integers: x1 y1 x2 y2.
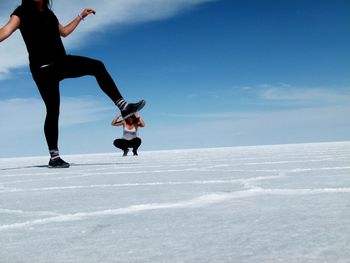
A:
32 66 60 151
31 65 69 167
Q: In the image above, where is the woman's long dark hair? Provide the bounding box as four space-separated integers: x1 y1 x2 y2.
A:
125 115 139 125
21 0 52 10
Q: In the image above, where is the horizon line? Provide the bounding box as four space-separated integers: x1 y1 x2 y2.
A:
1 140 349 160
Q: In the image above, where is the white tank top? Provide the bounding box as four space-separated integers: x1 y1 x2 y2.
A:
123 125 137 140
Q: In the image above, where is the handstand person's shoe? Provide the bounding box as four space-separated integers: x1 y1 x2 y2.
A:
121 100 146 119
48 157 70 168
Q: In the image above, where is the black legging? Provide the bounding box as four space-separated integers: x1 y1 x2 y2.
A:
30 55 123 150
113 138 142 152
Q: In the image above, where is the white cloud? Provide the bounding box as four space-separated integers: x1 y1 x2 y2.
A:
0 96 110 133
182 84 350 112
153 85 350 149
0 0 217 79
0 96 115 157
0 33 27 79
261 85 350 104
150 104 350 149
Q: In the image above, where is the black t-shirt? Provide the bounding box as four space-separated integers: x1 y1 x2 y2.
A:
12 6 66 67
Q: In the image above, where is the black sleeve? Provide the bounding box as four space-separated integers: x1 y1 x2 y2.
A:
11 6 24 20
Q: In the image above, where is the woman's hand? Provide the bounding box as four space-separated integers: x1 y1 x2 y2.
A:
80 8 96 19
111 114 124 126
134 112 145 127
60 8 96 37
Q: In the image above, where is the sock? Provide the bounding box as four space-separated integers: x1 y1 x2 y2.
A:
49 149 60 160
115 98 128 111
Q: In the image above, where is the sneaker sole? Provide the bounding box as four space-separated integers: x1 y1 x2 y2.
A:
123 100 146 120
48 164 70 168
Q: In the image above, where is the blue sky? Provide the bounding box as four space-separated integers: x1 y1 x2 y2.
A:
0 0 349 157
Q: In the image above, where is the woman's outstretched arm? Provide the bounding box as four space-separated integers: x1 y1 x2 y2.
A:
59 8 96 37
0 15 20 42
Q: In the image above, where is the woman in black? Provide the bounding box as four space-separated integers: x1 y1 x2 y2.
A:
0 0 145 168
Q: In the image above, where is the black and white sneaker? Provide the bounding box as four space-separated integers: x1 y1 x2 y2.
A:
48 157 70 168
121 100 146 119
